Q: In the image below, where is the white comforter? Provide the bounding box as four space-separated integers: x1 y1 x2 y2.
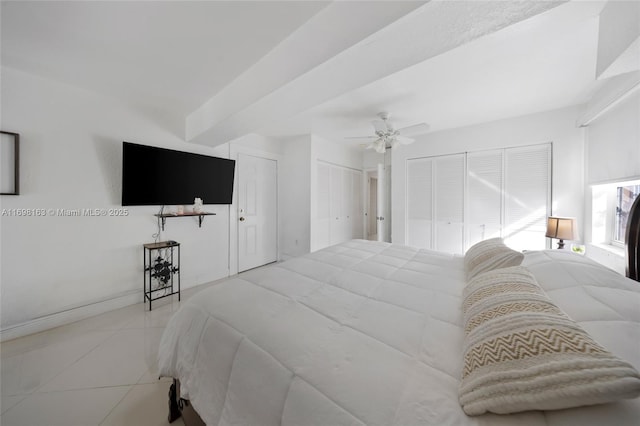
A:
158 240 640 425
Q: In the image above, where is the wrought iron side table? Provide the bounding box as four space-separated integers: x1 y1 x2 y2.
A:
143 240 180 310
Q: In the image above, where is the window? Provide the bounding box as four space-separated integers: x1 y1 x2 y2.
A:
614 184 640 244
591 179 640 248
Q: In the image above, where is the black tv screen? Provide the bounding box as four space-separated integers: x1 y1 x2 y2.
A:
121 142 235 206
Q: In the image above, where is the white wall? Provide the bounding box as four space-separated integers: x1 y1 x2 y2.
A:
391 105 585 247
0 67 233 339
586 90 640 185
280 136 312 259
583 90 640 274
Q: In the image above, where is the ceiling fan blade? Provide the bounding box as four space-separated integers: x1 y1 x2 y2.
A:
395 135 415 145
397 123 430 136
345 136 376 140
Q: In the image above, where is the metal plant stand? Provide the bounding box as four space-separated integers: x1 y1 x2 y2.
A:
143 241 180 310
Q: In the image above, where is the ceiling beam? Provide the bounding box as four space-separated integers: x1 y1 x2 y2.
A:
596 0 640 80
187 1 566 146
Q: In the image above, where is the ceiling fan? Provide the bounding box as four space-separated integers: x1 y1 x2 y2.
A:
347 112 429 153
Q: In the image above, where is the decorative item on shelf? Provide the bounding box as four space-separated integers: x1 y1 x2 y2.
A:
545 216 577 249
193 197 203 214
571 244 586 255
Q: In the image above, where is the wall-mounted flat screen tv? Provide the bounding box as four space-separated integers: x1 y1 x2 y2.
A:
121 142 235 206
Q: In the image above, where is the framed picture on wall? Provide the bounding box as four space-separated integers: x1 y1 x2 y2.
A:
1 131 20 195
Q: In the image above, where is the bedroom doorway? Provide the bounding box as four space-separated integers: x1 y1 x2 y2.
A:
237 153 278 272
368 174 378 241
366 162 391 242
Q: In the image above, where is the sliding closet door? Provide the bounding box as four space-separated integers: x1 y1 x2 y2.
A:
406 158 433 249
467 150 503 247
315 162 364 250
434 154 465 254
405 143 551 253
406 154 464 253
504 144 551 251
329 166 344 246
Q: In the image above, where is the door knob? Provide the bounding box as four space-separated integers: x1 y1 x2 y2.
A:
239 217 245 222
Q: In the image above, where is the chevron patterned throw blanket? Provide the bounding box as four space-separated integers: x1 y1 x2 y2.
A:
460 266 640 415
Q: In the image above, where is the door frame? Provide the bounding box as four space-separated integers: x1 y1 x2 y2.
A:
364 165 384 240
229 144 281 276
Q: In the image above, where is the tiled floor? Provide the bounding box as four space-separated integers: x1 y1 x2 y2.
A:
0 282 218 426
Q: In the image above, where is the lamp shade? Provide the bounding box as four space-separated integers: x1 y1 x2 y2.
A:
546 216 576 240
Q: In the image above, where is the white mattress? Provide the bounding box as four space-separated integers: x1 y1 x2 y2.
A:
158 240 640 425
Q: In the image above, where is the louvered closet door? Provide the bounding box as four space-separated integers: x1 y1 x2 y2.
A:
406 158 433 248
434 154 465 254
467 150 503 247
340 168 352 242
329 166 343 246
316 163 331 249
504 144 551 251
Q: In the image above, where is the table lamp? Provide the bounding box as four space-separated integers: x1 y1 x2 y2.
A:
545 216 576 249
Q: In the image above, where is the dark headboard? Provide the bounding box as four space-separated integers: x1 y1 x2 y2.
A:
626 194 640 282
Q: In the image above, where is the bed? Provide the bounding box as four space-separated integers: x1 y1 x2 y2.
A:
158 233 640 426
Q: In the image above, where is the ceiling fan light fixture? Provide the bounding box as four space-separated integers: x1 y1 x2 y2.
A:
348 111 429 152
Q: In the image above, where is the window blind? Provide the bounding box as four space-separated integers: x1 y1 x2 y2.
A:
504 144 551 251
467 150 503 247
406 158 433 248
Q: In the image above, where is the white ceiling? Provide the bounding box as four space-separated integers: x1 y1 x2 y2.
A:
1 1 611 146
261 0 606 143
1 1 329 114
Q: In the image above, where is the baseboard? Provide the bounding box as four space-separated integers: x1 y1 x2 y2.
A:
0 290 141 342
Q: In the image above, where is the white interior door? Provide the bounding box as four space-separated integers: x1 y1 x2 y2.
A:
238 154 277 272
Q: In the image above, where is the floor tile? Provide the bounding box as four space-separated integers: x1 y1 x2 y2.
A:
1 324 115 360
38 328 165 392
100 382 185 426
60 303 148 333
1 330 114 396
0 277 236 425
122 300 181 330
1 386 130 426
137 371 172 385
1 395 26 414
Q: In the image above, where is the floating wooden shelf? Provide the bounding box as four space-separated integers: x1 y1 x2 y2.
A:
154 212 215 230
